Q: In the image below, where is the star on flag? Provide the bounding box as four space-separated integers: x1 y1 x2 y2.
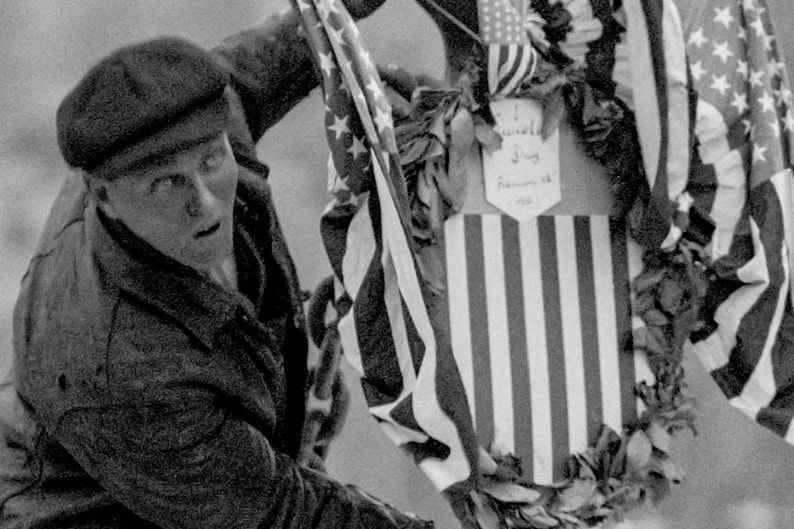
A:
291 0 480 499
687 0 793 174
632 0 794 454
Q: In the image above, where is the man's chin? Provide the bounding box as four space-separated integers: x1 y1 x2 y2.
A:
183 240 233 272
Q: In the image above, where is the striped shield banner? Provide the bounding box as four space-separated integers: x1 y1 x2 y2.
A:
445 213 653 485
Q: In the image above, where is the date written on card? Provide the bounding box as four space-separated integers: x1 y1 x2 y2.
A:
482 98 560 222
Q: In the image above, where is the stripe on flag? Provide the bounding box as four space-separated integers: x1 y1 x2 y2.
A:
677 0 794 447
293 0 479 492
621 0 691 249
487 44 537 99
445 214 650 485
477 0 538 99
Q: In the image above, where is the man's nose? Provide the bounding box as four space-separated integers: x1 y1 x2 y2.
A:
184 174 217 218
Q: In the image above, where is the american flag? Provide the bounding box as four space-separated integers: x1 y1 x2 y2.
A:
477 0 540 98
684 0 794 442
618 0 691 250
445 214 653 485
478 0 605 98
620 0 794 442
290 0 479 492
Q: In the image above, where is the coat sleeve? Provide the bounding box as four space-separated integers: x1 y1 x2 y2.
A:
211 8 321 146
210 1 392 146
51 387 432 529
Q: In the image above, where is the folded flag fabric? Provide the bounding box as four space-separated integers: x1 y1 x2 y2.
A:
680 0 794 442
290 0 479 493
615 0 794 445
618 0 691 250
290 0 794 521
477 0 539 98
479 0 607 98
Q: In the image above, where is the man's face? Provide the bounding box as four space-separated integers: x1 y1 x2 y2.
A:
97 132 239 271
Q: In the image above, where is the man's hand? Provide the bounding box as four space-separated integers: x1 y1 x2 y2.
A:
341 0 389 19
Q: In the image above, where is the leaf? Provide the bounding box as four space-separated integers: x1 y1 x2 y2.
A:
415 164 437 209
625 431 652 476
556 479 597 513
631 292 656 315
608 441 627 479
412 87 457 114
570 454 596 481
541 89 565 139
657 277 685 314
482 481 541 504
470 492 502 529
438 111 473 211
450 108 474 148
672 307 699 349
505 516 535 529
641 309 669 327
648 455 685 484
644 421 671 453
428 111 448 142
400 137 431 165
554 512 583 525
479 446 499 475
474 121 502 152
425 139 446 160
491 458 523 482
643 325 668 357
631 327 647 352
594 426 620 458
632 268 665 294
645 474 671 505
590 507 618 521
589 492 606 509
415 240 446 297
489 439 508 460
517 506 559 528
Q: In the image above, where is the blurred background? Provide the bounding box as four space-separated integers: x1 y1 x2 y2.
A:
2 1 794 527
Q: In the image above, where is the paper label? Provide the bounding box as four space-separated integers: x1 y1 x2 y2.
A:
482 98 561 222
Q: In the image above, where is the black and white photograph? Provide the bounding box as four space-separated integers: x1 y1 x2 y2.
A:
2 1 794 527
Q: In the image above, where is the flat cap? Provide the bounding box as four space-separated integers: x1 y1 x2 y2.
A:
56 37 231 174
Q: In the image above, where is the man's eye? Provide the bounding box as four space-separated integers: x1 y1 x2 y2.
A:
149 175 181 195
202 145 226 170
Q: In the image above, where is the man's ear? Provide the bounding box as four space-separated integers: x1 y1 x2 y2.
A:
84 174 117 219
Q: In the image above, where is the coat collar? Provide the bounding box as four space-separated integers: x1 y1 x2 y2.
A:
88 198 262 353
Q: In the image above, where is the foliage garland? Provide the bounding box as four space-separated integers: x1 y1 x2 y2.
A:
387 2 713 527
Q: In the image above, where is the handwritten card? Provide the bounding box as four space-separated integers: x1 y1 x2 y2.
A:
482 98 560 222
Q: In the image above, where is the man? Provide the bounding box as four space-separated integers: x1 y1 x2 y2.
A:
0 3 432 528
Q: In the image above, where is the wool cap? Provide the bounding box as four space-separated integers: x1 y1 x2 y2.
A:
56 37 232 176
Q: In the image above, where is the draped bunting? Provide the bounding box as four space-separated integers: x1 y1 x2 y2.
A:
678 0 794 442
617 0 794 445
290 0 479 493
619 0 691 250
289 0 794 525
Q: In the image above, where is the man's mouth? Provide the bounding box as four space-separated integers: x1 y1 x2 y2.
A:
195 222 221 238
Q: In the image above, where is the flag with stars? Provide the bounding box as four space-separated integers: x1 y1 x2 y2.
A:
290 0 479 493
478 0 605 98
618 0 794 443
680 0 794 444
477 0 540 98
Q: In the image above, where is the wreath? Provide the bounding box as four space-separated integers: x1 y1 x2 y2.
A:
382 2 709 527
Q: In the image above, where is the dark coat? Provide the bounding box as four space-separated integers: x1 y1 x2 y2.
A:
0 9 430 529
